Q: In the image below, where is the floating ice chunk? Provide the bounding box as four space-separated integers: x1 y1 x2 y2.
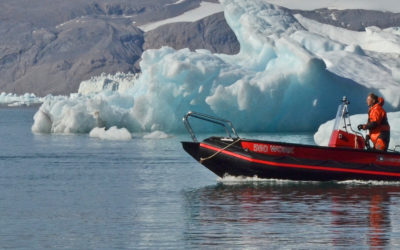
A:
89 126 132 141
0 92 45 106
314 112 400 149
143 130 171 139
31 109 52 133
31 93 138 134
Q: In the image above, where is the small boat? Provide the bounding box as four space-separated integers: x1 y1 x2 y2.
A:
181 97 400 181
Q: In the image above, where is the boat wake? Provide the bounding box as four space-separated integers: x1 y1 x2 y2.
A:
337 180 400 186
218 175 400 186
217 175 320 185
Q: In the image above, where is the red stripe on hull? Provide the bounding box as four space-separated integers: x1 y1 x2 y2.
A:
200 143 400 178
240 141 400 167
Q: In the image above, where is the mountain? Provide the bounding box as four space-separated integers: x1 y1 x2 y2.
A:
1 17 144 95
0 0 224 95
143 12 239 55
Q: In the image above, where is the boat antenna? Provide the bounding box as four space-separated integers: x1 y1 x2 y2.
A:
342 96 369 148
342 96 349 105
341 96 349 132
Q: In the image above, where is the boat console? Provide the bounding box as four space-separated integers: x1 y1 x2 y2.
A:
328 96 366 150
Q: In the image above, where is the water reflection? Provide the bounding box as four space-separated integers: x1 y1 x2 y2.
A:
183 182 399 248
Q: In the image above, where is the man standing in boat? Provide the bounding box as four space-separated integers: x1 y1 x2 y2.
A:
358 93 390 151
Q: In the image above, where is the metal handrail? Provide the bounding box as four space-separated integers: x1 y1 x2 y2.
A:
182 111 239 142
340 96 370 149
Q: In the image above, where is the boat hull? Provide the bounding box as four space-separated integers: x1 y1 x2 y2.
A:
182 137 400 181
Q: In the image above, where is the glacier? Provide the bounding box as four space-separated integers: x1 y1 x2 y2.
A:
31 0 400 137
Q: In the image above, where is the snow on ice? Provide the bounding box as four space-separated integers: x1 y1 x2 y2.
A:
139 1 224 32
32 0 400 136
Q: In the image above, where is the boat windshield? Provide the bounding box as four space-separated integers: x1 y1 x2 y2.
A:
331 103 347 132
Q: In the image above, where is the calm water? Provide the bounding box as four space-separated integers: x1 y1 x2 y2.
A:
1 107 400 249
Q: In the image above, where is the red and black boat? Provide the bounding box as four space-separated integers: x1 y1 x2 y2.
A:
182 97 400 181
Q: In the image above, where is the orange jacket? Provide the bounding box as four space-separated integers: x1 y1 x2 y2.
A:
366 97 390 143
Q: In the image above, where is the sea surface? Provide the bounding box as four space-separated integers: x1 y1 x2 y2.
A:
1 107 400 249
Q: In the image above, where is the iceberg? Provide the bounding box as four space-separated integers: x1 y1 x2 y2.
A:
32 0 400 135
